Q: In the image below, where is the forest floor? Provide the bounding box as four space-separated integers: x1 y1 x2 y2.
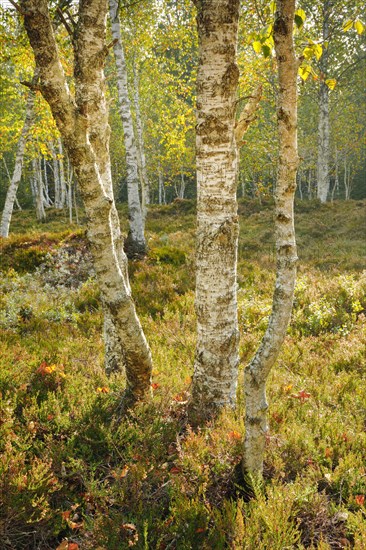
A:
0 198 365 550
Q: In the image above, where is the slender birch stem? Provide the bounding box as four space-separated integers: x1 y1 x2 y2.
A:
0 73 37 237
242 0 299 476
109 0 146 257
317 0 330 203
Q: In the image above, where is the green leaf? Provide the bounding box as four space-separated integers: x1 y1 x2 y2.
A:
325 78 337 90
253 41 262 54
262 44 271 58
298 64 312 81
343 20 353 32
294 8 306 28
354 20 365 34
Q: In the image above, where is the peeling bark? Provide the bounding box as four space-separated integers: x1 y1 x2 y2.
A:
242 0 299 476
0 73 37 238
20 0 152 407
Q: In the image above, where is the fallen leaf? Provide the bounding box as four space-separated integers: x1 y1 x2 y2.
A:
228 430 242 441
69 521 83 530
355 495 365 506
56 542 68 550
151 383 160 390
196 527 206 533
96 386 109 393
170 466 182 474
325 447 333 458
290 389 311 403
68 544 79 550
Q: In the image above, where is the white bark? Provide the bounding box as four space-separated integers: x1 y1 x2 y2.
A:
242 0 299 476
158 162 165 205
2 158 22 210
0 75 37 237
51 141 62 208
32 158 46 221
21 0 152 406
58 138 67 208
188 0 241 422
133 61 150 214
109 0 146 257
317 0 330 203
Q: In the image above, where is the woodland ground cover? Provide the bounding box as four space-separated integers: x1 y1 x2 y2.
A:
0 199 365 549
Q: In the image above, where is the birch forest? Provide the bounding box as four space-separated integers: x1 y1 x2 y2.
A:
0 1 365 549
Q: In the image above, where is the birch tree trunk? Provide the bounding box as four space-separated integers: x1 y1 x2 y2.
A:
51 141 62 208
58 138 67 208
33 158 47 221
0 74 37 237
158 162 165 205
109 0 146 258
20 0 152 407
242 0 299 476
133 61 150 215
317 0 330 203
2 158 22 210
188 0 241 422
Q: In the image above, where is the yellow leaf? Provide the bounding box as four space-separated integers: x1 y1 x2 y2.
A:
252 41 262 54
354 20 365 34
313 43 323 61
343 20 353 32
325 78 337 90
269 1 276 14
298 64 312 81
96 386 109 393
303 47 313 60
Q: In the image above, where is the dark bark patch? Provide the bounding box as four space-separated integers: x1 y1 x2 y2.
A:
277 107 290 125
221 63 239 97
274 14 288 37
124 232 147 260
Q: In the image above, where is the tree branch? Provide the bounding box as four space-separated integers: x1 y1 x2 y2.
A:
7 0 26 14
234 85 262 145
56 7 74 37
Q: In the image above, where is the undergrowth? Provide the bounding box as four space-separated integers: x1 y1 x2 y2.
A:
0 200 365 549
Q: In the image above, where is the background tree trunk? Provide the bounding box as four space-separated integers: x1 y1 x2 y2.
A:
109 0 146 258
133 61 150 216
0 74 37 237
317 0 330 203
188 0 241 423
242 0 299 476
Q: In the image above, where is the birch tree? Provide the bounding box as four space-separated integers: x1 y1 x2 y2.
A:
242 0 299 476
19 0 152 407
109 0 146 258
133 61 150 215
188 0 261 423
187 0 241 422
316 0 331 203
0 72 37 237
